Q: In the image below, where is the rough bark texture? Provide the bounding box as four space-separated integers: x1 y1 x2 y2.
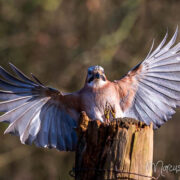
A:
75 112 153 180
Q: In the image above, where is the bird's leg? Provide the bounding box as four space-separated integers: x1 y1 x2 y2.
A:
110 104 116 119
104 102 110 123
104 103 116 123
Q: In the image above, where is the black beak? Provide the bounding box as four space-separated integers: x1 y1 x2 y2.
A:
88 72 106 83
95 73 100 79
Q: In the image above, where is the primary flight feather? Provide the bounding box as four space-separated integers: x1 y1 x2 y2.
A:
0 27 180 151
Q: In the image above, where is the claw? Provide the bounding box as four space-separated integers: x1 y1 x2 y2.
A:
104 102 110 123
110 104 116 119
104 102 116 123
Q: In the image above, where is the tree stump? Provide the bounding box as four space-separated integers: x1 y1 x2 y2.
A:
75 112 153 180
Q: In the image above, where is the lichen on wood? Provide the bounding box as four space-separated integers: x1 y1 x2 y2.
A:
75 111 153 180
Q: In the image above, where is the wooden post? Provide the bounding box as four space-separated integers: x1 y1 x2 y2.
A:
75 112 153 180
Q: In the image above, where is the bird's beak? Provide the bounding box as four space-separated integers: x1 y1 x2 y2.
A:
87 69 106 83
93 70 106 81
95 72 101 79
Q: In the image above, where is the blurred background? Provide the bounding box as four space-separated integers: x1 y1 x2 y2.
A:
0 0 180 179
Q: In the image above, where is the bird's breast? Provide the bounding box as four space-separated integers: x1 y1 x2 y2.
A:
80 82 124 122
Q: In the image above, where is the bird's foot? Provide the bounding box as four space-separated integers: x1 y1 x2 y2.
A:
104 102 110 123
104 102 116 123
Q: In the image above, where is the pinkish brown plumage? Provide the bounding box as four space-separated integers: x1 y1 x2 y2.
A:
1 27 180 151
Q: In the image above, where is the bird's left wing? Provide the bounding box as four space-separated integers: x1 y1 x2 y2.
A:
0 63 79 151
117 27 180 128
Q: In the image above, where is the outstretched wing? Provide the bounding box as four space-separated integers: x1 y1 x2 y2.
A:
118 27 180 128
0 63 79 151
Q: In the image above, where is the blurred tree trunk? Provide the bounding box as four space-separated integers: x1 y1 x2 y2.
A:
75 112 153 180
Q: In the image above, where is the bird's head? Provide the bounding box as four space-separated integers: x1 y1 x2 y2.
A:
85 65 107 88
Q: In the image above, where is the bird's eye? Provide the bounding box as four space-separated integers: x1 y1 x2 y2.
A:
88 71 92 75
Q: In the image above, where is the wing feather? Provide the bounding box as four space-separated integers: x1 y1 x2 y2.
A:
5 98 47 136
154 26 178 58
119 28 180 128
148 31 168 59
0 66 34 88
9 63 38 86
49 106 58 148
0 90 37 101
0 64 79 151
0 96 37 112
35 102 52 147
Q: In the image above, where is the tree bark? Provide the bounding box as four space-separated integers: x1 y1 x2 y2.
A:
75 112 153 180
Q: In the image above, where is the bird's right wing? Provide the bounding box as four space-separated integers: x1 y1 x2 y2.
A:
0 63 80 151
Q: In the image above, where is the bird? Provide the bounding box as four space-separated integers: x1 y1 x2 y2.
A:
0 27 180 151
